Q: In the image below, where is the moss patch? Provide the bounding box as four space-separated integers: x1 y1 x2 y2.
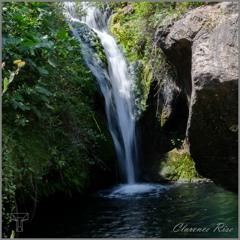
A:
139 63 153 112
160 107 168 127
160 148 203 181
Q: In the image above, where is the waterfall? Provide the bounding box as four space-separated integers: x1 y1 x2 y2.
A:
64 3 138 184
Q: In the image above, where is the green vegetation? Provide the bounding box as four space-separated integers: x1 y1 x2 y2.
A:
2 1 207 236
108 2 205 113
2 2 113 237
106 2 206 180
160 149 203 181
160 107 168 127
170 131 185 148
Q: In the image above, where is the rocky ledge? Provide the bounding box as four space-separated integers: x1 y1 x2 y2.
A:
155 2 238 192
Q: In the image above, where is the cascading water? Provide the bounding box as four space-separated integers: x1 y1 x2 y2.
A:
64 3 138 184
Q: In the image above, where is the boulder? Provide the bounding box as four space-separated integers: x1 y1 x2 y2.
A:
155 2 238 192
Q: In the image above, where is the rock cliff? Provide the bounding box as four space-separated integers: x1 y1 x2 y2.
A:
153 2 238 192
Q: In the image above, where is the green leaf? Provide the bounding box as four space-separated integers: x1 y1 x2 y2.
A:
39 95 49 102
57 29 69 40
19 104 31 111
67 46 73 51
31 106 42 118
45 103 54 109
35 40 54 49
13 12 23 22
13 93 24 102
48 58 58 68
21 38 38 47
10 230 15 239
37 67 49 75
12 101 30 111
8 72 15 84
25 58 37 68
3 78 8 92
28 167 35 173
5 37 21 46
35 86 52 96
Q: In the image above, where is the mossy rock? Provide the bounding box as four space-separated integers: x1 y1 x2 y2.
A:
159 148 203 181
131 61 153 115
70 21 108 70
160 107 168 127
109 11 124 40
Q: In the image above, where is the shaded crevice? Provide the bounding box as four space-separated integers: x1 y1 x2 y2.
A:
162 38 193 105
158 38 193 148
138 32 193 182
162 93 189 143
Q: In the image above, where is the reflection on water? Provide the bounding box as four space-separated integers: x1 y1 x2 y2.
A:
23 182 238 238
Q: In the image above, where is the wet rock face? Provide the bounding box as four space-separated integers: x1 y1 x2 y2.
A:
70 21 108 69
156 2 238 192
187 81 238 192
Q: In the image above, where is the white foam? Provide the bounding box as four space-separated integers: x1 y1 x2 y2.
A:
100 183 172 199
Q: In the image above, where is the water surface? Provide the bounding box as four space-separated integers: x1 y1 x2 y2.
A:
23 182 238 238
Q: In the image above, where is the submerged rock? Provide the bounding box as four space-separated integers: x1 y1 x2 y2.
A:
155 2 238 192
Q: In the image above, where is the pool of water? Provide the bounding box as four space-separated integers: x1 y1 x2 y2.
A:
23 182 238 238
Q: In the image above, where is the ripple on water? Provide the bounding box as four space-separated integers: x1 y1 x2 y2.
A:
22 182 238 238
